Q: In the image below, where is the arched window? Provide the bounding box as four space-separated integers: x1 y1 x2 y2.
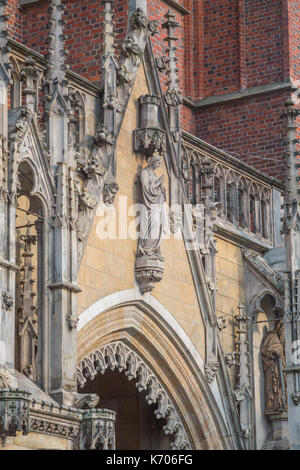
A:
15 161 45 382
225 172 237 224
214 177 221 202
213 164 225 215
238 178 248 229
249 184 261 235
261 189 271 240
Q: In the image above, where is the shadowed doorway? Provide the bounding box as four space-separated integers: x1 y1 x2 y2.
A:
82 369 172 450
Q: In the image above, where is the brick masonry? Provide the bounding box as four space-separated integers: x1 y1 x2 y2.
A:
5 0 300 180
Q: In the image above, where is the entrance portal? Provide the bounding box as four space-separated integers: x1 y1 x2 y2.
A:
82 369 172 450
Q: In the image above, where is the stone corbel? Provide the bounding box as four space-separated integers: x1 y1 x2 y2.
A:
135 256 164 294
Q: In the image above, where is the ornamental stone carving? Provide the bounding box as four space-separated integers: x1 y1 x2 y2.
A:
291 392 300 406
93 125 115 147
130 7 148 31
204 362 219 384
133 95 166 158
103 180 119 205
0 390 30 437
66 312 78 331
135 156 167 294
79 409 116 450
2 291 13 311
217 315 227 331
77 341 191 450
224 353 237 368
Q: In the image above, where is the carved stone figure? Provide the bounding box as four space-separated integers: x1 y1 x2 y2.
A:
261 320 287 415
138 155 167 261
135 156 167 293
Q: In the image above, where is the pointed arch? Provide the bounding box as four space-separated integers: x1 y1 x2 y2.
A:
77 290 236 451
78 340 191 450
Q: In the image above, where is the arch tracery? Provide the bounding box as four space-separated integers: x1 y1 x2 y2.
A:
77 340 191 450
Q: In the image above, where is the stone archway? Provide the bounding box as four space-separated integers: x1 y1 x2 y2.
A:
77 292 233 450
77 341 191 450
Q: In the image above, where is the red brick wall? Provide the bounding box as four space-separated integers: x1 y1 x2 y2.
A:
64 0 128 83
4 0 300 181
147 0 185 95
22 3 49 55
6 0 22 41
286 0 300 83
195 90 289 180
202 0 240 96
242 0 284 88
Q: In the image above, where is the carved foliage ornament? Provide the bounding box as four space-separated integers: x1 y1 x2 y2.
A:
77 341 191 450
102 180 119 206
2 291 13 311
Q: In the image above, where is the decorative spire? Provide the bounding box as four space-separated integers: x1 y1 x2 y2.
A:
0 0 11 77
17 226 38 381
281 97 300 211
162 9 181 105
102 0 116 60
45 0 69 97
162 10 182 145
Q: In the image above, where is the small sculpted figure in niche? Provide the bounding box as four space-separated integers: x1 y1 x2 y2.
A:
137 155 167 262
260 320 287 415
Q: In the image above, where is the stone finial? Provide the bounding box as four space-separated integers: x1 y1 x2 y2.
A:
45 0 69 97
0 0 11 76
162 9 181 101
102 0 116 60
20 56 39 113
162 9 182 143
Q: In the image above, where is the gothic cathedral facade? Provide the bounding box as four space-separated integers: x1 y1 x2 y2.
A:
0 0 300 450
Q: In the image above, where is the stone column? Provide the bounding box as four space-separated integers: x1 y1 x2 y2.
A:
281 97 300 449
0 0 17 368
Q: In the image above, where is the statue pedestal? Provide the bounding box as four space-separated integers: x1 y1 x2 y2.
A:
267 411 288 441
263 411 289 449
135 255 164 294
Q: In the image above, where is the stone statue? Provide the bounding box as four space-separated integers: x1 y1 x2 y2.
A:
261 320 287 415
137 155 167 261
135 155 167 293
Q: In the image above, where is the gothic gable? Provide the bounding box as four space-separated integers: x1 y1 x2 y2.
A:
8 106 55 208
